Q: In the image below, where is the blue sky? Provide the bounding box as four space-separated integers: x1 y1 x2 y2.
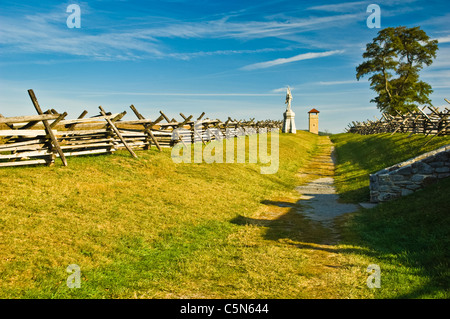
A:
0 0 449 133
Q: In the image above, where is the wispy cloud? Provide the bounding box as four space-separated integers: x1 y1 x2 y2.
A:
167 47 296 60
270 80 363 94
0 3 357 62
0 10 163 61
307 1 368 12
271 86 292 93
136 13 358 40
427 47 450 69
241 50 345 70
77 91 279 97
436 35 450 44
317 80 359 85
307 0 419 12
422 69 450 79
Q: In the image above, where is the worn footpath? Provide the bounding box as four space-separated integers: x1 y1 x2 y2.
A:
295 136 359 228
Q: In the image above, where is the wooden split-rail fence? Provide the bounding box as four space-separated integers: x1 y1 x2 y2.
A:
346 100 450 145
0 90 282 168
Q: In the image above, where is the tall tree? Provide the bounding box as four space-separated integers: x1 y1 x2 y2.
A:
356 26 438 114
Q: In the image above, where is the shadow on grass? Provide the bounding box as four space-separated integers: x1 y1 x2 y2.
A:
340 178 450 298
336 185 371 203
231 199 368 254
232 177 450 298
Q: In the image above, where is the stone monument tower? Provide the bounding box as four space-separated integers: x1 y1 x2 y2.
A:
282 87 296 133
308 108 320 134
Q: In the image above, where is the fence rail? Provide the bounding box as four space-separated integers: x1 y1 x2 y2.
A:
346 100 450 145
0 89 282 168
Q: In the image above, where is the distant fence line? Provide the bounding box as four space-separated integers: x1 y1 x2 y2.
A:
346 100 449 145
0 89 282 168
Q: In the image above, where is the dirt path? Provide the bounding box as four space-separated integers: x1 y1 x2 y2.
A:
253 135 359 243
295 136 359 229
245 135 368 297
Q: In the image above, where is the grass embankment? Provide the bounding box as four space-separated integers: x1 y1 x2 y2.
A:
1 131 325 298
1 131 448 299
331 133 450 298
331 133 450 203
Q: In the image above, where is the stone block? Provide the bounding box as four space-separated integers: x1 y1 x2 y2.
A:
429 161 445 168
411 174 430 183
396 165 412 175
379 185 392 192
435 152 450 162
395 181 414 186
435 167 450 173
406 184 421 190
390 186 402 192
390 174 405 182
379 192 399 202
415 162 434 174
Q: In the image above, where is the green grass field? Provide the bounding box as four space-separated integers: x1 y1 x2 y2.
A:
1 132 323 298
0 131 449 298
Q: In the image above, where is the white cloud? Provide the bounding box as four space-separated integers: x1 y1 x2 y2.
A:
317 80 359 85
307 1 368 12
140 14 358 40
422 69 450 78
241 50 345 70
73 91 279 97
0 13 163 61
428 47 450 68
436 36 450 44
167 47 295 60
307 0 419 12
271 87 292 93
0 4 358 62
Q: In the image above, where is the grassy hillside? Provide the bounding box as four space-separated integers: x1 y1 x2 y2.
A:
331 133 450 298
0 131 324 298
1 131 448 299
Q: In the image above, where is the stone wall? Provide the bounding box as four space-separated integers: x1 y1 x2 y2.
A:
370 144 450 203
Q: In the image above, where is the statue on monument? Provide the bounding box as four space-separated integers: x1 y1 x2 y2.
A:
285 86 292 112
282 86 296 133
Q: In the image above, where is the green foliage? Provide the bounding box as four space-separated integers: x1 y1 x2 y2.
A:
356 26 438 114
